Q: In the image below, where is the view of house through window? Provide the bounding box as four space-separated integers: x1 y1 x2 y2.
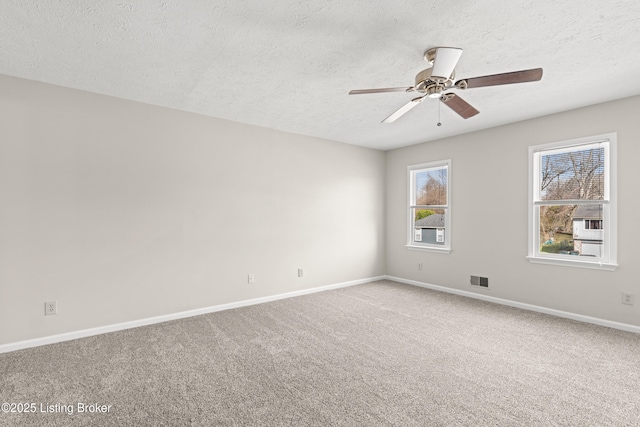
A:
540 204 604 257
538 144 604 256
529 134 616 268
408 160 450 251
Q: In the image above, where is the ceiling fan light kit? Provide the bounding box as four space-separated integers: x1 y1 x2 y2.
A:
349 47 543 123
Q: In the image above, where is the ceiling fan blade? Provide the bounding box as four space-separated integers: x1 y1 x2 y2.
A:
382 96 426 123
349 87 412 95
440 93 479 119
431 47 463 81
460 68 543 89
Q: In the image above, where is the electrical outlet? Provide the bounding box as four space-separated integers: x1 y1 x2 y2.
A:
45 301 57 315
247 274 255 284
622 293 635 306
418 263 423 270
298 268 304 277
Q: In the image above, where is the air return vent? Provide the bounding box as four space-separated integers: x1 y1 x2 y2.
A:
470 276 489 288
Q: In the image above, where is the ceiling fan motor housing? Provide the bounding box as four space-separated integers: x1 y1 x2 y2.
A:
414 67 453 97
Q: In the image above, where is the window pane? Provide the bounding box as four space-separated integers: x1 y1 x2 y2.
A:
413 208 446 245
539 204 603 256
540 146 604 201
414 167 447 205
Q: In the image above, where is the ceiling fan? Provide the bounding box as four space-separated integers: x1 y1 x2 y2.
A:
349 47 543 123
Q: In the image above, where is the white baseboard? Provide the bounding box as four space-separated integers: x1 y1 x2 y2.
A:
0 276 385 354
386 275 640 334
4 274 635 355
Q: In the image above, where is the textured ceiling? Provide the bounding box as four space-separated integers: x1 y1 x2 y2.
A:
2 1 640 150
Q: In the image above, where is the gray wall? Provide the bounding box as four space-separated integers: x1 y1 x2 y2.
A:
0 75 386 345
2 73 638 347
386 95 640 327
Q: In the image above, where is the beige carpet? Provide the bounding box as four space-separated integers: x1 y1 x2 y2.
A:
1 280 639 426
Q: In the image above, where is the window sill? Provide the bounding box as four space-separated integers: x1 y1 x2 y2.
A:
526 256 618 271
406 245 451 254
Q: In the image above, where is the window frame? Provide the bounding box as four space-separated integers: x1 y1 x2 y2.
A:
527 133 617 270
406 159 452 253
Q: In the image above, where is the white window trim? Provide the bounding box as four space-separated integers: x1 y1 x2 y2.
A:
406 159 452 253
526 133 617 270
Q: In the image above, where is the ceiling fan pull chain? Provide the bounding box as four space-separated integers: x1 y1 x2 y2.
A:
437 100 442 127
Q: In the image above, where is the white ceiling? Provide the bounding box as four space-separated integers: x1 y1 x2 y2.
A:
2 1 640 150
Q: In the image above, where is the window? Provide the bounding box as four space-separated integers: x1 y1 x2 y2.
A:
407 160 451 252
528 133 617 270
584 219 602 230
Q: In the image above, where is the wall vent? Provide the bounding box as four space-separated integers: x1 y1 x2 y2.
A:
470 275 489 288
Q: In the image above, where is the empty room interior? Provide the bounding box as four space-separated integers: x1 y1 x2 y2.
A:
1 1 640 425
